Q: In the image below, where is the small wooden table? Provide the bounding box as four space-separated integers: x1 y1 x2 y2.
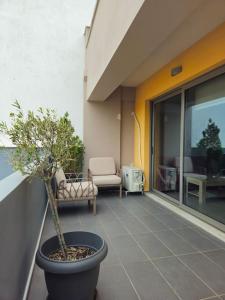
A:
185 174 225 205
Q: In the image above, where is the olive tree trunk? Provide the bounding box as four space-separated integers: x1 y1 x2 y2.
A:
45 180 68 260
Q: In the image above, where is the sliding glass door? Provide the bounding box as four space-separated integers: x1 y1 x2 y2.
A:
184 73 225 225
152 70 225 226
152 93 181 201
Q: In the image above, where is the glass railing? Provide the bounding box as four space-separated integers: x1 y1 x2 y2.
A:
0 147 15 181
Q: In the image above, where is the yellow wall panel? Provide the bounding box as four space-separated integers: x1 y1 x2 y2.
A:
134 22 225 191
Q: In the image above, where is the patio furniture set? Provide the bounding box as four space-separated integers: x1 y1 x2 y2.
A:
55 157 122 214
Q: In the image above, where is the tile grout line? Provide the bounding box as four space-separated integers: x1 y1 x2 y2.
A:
104 200 184 300
200 250 225 279
131 196 225 258
126 195 223 244
172 227 225 273
186 226 225 249
146 192 225 243
134 200 225 298
120 264 142 300
98 202 142 300
95 197 225 299
200 295 223 300
130 196 224 250
111 198 221 299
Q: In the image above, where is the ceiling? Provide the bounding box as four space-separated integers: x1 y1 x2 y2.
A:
87 0 225 101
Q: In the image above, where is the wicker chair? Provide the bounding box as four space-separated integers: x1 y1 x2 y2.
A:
55 168 98 215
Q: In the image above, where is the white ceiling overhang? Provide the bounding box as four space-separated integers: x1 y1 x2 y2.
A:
88 0 225 101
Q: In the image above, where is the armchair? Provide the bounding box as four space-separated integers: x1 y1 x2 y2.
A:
88 157 122 197
55 168 98 215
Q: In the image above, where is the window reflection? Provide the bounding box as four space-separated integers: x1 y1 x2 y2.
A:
153 95 181 201
184 74 225 224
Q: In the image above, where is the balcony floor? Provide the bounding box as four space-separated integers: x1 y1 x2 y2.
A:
28 193 225 300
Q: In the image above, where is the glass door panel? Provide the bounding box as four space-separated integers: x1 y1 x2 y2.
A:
153 94 181 201
184 73 225 224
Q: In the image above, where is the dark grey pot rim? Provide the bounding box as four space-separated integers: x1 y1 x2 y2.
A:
36 231 108 274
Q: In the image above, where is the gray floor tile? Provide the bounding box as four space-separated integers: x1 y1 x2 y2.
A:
28 266 48 300
61 223 85 234
125 261 179 300
110 204 132 219
97 265 139 300
79 215 102 226
141 203 167 215
155 230 197 255
116 246 148 264
111 234 137 250
179 253 225 294
154 256 215 300
77 223 107 238
148 205 172 216
168 212 194 226
204 249 225 270
29 194 225 299
205 297 223 300
61 218 81 227
111 235 148 264
98 212 117 223
122 199 149 216
192 227 225 249
102 219 129 238
106 198 123 204
174 227 219 251
120 216 149 234
139 215 167 232
155 213 188 229
128 206 150 218
102 239 120 267
41 219 57 242
134 232 173 259
121 198 142 208
139 198 172 215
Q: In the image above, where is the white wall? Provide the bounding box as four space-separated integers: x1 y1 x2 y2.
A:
85 0 144 100
0 0 96 146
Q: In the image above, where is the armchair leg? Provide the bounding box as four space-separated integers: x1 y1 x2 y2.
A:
119 184 122 198
93 197 96 215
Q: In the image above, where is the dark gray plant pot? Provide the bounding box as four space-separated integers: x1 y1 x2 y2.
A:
36 231 108 300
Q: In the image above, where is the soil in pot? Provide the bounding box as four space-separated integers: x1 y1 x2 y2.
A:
48 246 96 262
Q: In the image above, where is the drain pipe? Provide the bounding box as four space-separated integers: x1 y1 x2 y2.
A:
131 112 143 167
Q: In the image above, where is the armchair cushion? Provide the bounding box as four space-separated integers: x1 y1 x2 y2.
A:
89 157 116 175
55 168 67 187
57 181 98 199
93 175 121 186
175 156 193 173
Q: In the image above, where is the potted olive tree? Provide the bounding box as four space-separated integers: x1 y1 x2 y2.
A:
0 102 107 300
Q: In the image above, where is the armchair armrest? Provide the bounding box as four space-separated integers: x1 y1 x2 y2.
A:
116 168 122 177
88 169 93 180
58 179 66 190
64 172 91 183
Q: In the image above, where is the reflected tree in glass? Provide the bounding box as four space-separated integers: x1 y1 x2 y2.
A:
197 118 223 178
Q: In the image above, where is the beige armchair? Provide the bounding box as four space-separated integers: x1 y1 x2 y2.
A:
88 157 122 198
55 168 98 215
